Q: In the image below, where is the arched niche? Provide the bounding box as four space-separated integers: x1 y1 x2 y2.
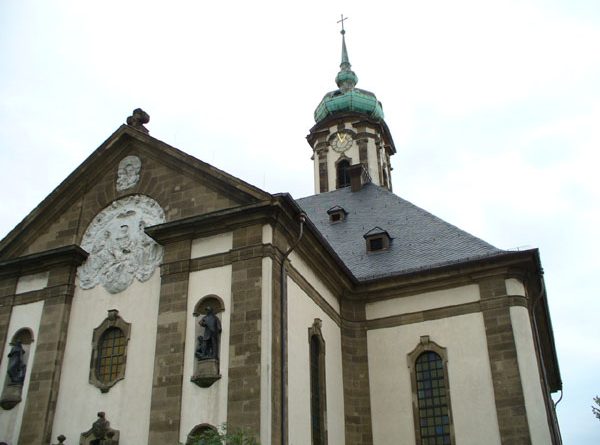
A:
0 328 35 410
191 295 225 388
193 294 225 317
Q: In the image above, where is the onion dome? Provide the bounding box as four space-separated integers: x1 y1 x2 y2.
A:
314 29 384 123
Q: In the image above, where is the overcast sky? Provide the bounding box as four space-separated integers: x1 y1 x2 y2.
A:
1 1 599 443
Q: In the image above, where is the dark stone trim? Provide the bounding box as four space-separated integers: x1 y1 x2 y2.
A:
479 277 531 444
148 240 192 445
226 225 263 435
19 263 78 445
340 299 373 444
0 245 88 278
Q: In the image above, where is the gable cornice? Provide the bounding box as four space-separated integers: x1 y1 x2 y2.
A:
0 125 270 259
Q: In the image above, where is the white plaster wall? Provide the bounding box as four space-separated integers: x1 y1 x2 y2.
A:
179 265 232 442
262 224 273 245
366 284 480 320
191 232 233 258
368 313 501 445
287 279 345 445
366 138 380 185
510 306 552 444
51 273 161 444
288 251 340 314
15 271 48 294
506 278 526 296
0 300 44 445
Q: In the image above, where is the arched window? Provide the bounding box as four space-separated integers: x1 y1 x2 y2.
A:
89 309 131 392
408 336 454 445
308 319 327 445
97 327 126 384
336 159 351 189
415 352 451 444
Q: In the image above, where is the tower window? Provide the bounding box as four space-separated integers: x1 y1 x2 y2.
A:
336 160 351 188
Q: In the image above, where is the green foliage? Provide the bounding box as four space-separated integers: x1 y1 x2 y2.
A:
593 396 600 421
185 424 260 445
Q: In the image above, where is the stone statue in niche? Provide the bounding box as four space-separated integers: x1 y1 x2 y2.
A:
116 155 142 191
196 307 221 360
7 341 26 385
78 195 165 294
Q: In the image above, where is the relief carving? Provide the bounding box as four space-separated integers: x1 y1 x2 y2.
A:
116 155 141 191
78 195 165 294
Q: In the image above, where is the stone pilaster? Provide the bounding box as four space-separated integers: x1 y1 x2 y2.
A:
318 150 329 193
19 265 77 445
148 240 191 445
0 276 17 363
341 300 373 445
480 277 531 444
227 225 263 435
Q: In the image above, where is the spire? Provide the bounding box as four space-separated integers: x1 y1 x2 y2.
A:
335 15 358 92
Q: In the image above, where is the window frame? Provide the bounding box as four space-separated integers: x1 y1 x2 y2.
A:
308 318 327 445
335 157 352 189
407 336 455 445
89 309 131 393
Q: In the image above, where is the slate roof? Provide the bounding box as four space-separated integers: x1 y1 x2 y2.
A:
295 183 504 281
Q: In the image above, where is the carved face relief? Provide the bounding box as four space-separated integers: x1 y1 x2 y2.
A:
78 195 165 294
116 155 142 191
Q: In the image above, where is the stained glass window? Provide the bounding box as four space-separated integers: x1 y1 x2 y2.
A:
96 327 126 383
415 351 451 445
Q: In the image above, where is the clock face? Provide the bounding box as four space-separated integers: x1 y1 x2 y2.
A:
331 132 352 153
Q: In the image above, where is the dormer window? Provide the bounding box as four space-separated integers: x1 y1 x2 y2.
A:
363 227 392 252
327 205 347 223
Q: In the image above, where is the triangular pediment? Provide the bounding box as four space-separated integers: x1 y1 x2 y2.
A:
0 125 270 259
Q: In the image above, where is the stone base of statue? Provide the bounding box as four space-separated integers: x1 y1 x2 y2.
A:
0 383 23 410
191 359 221 388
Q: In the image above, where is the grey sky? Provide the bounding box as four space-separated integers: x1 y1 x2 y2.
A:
1 1 599 443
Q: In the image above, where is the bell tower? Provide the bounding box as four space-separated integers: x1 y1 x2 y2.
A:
307 18 396 194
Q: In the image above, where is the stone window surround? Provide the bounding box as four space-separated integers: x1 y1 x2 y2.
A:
326 206 347 224
335 156 352 189
407 335 456 445
308 318 328 445
89 309 131 393
186 423 218 444
363 227 392 253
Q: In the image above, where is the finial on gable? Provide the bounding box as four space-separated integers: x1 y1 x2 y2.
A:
126 108 150 134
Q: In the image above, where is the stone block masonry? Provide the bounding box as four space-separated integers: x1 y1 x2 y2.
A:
227 225 263 435
479 276 532 445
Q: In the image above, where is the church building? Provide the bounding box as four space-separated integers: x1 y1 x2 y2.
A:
0 27 561 445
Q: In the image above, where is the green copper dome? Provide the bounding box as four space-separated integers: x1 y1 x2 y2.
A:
314 30 384 123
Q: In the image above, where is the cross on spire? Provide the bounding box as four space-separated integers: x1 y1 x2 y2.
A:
337 14 348 34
